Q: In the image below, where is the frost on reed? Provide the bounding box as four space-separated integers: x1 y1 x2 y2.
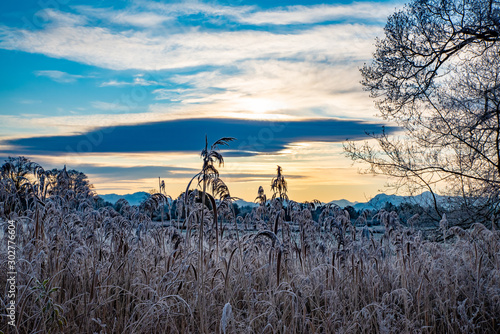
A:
0 156 499 333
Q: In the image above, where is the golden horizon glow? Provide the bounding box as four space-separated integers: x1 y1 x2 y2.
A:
57 141 390 202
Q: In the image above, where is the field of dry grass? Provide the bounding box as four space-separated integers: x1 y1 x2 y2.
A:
1 157 499 333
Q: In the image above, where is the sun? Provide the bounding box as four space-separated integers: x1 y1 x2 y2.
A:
238 98 287 114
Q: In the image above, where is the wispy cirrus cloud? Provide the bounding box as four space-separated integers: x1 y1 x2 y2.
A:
0 1 394 123
152 59 377 120
0 6 386 120
236 2 398 25
90 101 133 112
69 163 305 182
100 74 161 87
1 20 381 71
75 6 172 28
72 164 198 180
141 1 397 25
34 70 88 83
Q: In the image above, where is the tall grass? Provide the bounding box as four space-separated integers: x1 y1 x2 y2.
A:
0 156 499 333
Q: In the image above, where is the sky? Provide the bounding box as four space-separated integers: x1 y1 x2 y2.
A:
0 0 406 202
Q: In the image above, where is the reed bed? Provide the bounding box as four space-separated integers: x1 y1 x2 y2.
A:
1 159 499 333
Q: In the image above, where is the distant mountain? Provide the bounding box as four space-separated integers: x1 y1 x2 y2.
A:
98 191 450 210
328 199 359 208
98 192 150 206
350 191 451 211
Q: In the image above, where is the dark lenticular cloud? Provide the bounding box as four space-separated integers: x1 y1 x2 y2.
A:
3 118 397 156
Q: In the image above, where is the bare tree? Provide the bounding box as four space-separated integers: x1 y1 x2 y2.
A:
345 0 500 226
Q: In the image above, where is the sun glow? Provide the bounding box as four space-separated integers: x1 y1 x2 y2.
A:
237 98 288 114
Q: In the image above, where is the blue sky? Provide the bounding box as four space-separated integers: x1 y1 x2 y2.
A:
0 0 405 201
